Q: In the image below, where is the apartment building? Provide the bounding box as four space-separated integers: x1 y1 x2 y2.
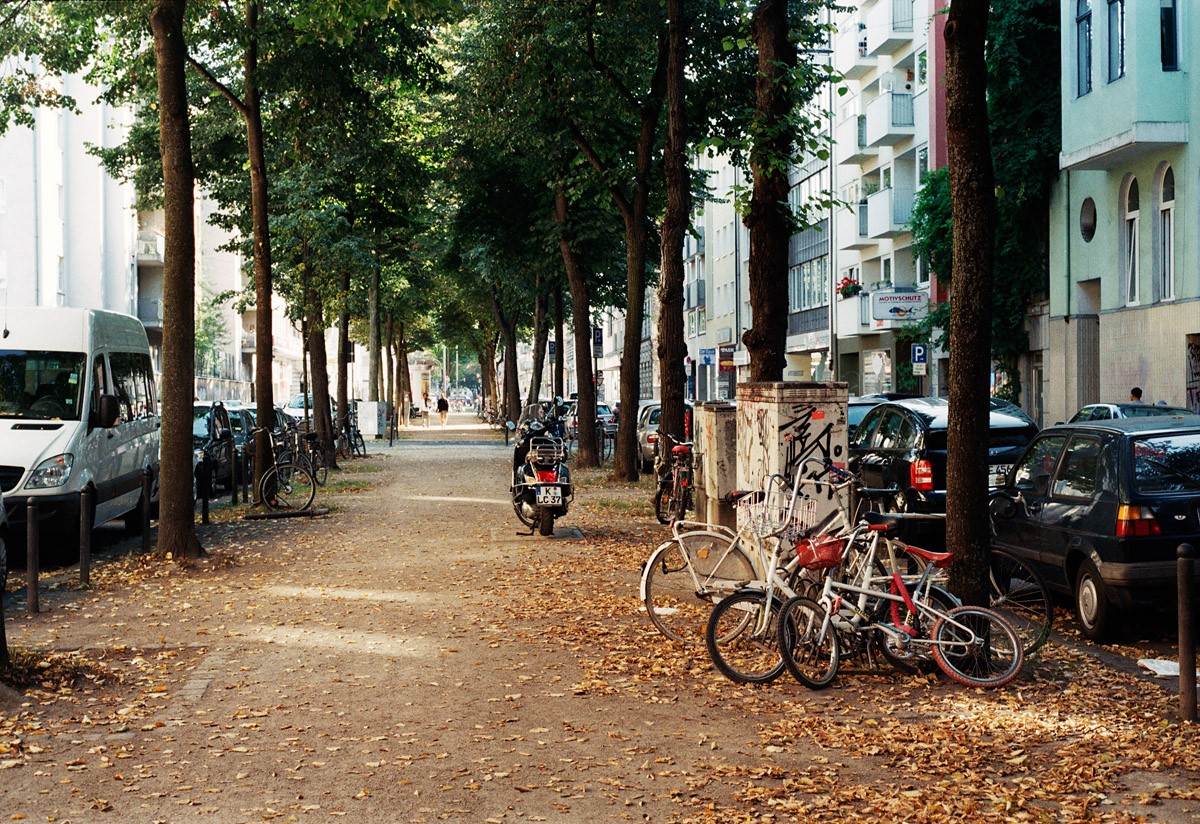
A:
831 0 946 395
1047 0 1198 420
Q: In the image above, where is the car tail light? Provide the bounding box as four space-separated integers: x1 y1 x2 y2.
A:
1116 505 1161 537
536 469 558 483
910 459 934 491
648 435 657 444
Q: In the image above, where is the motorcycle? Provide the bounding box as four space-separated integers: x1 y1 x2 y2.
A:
508 398 573 536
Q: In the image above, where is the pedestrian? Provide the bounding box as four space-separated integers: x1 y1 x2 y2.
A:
437 393 449 427
1130 387 1143 403
422 391 431 427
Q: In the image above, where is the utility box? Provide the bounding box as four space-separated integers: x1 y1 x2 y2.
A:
357 401 387 438
735 382 849 529
694 401 738 530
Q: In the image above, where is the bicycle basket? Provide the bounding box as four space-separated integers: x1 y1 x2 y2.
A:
793 535 847 570
738 489 791 537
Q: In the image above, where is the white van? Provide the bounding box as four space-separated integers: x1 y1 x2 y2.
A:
0 308 159 544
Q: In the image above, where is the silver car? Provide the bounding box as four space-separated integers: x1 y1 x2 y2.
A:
637 402 692 471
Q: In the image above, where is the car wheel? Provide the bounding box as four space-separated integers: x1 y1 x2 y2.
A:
1074 558 1115 643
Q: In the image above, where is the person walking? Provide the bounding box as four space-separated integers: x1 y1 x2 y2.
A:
422 392 431 427
437 393 450 427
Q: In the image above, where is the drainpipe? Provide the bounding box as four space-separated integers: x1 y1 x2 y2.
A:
1064 171 1071 324
31 63 41 307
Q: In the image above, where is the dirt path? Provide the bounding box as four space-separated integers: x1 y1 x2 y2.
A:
2 415 1199 823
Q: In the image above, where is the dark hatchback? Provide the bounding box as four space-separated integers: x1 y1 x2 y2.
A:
991 417 1200 641
849 397 1038 514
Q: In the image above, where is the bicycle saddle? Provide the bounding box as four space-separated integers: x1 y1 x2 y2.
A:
864 511 905 535
671 444 692 455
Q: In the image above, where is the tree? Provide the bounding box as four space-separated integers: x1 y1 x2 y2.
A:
944 1 996 606
151 0 203 559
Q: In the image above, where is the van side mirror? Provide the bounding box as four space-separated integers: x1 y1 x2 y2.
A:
97 394 120 428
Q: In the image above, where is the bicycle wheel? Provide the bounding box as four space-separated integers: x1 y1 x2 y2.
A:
988 549 1053 656
705 590 786 684
309 449 328 486
641 532 756 645
353 432 366 457
931 606 1024 689
259 464 316 511
673 474 690 522
777 596 840 689
876 582 959 674
653 483 675 525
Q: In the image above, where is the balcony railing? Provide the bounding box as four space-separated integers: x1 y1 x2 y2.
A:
137 298 163 329
865 91 915 146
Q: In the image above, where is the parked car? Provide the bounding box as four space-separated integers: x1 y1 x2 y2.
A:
193 401 235 494
1066 402 1195 424
849 397 1039 514
991 417 1200 641
281 393 335 424
567 401 614 438
0 308 159 550
636 402 693 471
847 396 888 439
224 403 257 449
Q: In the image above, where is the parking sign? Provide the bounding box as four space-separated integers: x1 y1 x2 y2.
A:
911 343 928 377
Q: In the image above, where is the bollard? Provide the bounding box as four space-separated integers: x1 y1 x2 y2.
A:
25 498 38 615
1180 543 1197 723
241 448 250 504
141 468 153 555
201 458 211 525
231 451 239 507
79 487 93 587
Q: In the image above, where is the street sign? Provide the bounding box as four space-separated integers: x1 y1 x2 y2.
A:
911 343 928 377
548 340 556 356
593 327 603 348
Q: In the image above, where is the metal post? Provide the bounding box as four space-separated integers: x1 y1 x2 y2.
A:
79 488 92 587
1180 543 1196 723
230 453 239 507
201 458 211 525
241 448 250 504
25 498 38 615
141 468 153 554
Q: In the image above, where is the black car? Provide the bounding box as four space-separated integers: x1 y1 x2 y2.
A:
849 397 1038 514
193 401 236 492
991 417 1200 641
225 403 257 449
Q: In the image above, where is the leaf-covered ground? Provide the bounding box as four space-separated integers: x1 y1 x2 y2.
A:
1 418 1197 822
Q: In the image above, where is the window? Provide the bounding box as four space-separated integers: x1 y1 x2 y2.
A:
1161 0 1178 71
1108 0 1125 81
109 351 156 422
917 146 929 186
1077 1 1093 96
688 311 696 338
882 257 893 286
1159 166 1175 300
916 255 930 287
1080 197 1097 241
1012 435 1067 494
1123 178 1140 305
1052 436 1101 499
916 50 927 87
90 355 108 417
881 166 892 191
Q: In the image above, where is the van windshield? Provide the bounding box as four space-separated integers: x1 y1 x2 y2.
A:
0 350 87 421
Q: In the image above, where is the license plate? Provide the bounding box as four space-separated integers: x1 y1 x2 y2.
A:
989 464 1013 487
536 486 562 506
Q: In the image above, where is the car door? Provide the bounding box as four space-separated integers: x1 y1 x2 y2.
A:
994 432 1069 584
1037 433 1104 587
848 406 885 479
212 405 233 480
854 409 907 491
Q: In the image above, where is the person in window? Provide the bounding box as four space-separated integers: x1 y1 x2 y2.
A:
437 393 449 427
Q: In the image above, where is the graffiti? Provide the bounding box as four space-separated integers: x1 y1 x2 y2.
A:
1187 342 1200 413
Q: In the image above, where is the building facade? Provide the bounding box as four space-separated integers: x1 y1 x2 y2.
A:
1047 0 1197 421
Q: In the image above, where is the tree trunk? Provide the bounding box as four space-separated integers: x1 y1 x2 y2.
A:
337 269 349 429
397 323 410 427
526 279 548 406
657 0 690 463
243 0 274 500
555 187 598 468
490 287 521 419
306 264 336 469
944 2 996 607
151 0 202 559
553 285 565 398
385 313 394 431
744 0 794 383
368 265 380 402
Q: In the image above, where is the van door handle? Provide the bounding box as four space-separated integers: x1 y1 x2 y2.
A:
1027 500 1043 514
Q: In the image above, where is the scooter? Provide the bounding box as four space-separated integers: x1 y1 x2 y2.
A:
508 399 573 536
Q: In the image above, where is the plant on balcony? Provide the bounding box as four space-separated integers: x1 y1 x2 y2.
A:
837 276 864 299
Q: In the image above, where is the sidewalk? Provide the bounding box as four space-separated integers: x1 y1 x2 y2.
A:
2 437 1198 823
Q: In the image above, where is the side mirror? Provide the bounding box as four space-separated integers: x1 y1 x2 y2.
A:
97 394 120 428
554 396 563 405
990 492 1016 519
506 420 516 431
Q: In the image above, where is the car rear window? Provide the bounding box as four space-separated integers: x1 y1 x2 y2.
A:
649 408 661 425
1132 433 1200 493
924 425 1035 452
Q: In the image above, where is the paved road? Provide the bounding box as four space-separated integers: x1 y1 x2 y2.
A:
2 417 1199 823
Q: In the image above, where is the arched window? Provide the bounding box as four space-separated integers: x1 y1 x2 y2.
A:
1122 178 1140 305
1077 1 1093 96
1159 166 1175 300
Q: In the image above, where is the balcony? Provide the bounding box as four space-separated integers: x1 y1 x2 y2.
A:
865 91 915 146
685 279 706 310
835 292 870 338
834 26 875 79
136 230 164 264
835 114 875 166
137 298 163 330
866 187 914 238
865 0 914 56
837 203 873 251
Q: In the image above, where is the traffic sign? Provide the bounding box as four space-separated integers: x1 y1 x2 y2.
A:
549 340 556 356
911 343 928 377
593 327 603 348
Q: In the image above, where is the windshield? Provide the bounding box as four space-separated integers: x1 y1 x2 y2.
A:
0 350 87 421
1133 433 1200 493
517 403 545 427
193 407 212 439
287 394 310 409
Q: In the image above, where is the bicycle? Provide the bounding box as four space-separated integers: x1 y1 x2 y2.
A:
248 426 316 510
777 514 1024 690
653 440 693 524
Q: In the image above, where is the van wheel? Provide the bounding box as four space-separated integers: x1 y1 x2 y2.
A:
1074 559 1115 643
